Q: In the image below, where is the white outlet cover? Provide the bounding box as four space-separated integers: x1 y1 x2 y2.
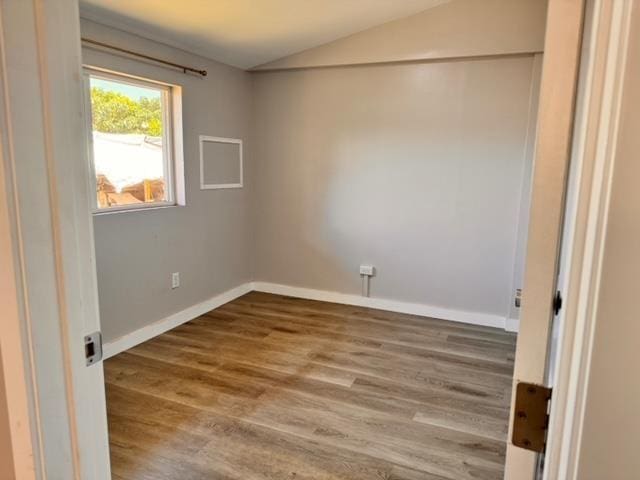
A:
359 265 375 276
171 272 180 289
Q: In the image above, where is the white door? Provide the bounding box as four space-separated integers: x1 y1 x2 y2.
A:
503 0 586 478
0 0 111 478
541 0 635 478
504 0 634 479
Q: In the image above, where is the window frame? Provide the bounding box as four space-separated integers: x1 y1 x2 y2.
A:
82 66 184 214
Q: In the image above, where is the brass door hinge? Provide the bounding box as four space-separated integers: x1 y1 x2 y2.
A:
512 382 552 453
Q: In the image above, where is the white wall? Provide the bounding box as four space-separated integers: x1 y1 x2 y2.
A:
84 0 546 342
251 56 539 324
576 3 640 477
81 20 254 343
255 0 546 70
249 0 546 326
507 54 543 324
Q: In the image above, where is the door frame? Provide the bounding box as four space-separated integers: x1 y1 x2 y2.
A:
0 0 110 478
505 0 587 474
0 9 38 475
505 0 634 478
542 0 633 478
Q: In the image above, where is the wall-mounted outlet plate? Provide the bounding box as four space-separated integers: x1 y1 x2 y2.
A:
171 272 180 289
360 265 375 276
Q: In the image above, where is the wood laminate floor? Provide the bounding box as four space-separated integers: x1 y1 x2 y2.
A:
105 292 516 480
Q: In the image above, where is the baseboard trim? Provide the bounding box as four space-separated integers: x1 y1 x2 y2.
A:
252 281 512 331
104 281 517 358
102 282 253 359
505 317 520 333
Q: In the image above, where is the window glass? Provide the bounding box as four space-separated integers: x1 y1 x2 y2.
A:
88 74 171 210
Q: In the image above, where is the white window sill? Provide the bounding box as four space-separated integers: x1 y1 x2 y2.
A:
92 203 183 216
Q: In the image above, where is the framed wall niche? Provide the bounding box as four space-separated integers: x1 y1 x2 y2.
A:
199 136 243 189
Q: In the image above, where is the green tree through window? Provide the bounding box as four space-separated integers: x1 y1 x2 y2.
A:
90 87 162 137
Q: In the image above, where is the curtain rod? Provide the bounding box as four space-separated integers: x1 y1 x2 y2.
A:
81 38 208 77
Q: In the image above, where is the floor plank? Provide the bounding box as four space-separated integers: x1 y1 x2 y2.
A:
106 292 516 480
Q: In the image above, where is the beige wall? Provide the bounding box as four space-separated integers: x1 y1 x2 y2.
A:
577 3 640 477
255 0 547 70
252 55 539 320
81 20 254 343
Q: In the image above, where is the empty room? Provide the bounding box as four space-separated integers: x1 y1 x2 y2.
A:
7 1 640 480
80 1 544 478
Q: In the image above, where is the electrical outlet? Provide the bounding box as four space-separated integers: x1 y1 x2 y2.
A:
360 265 375 276
171 272 180 289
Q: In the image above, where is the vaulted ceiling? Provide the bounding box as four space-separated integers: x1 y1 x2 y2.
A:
79 0 448 69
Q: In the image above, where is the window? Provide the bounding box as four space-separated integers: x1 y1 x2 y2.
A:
84 68 184 213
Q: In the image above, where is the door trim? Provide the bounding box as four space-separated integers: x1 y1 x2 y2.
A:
543 1 633 478
505 0 586 475
505 0 635 478
0 6 38 475
0 0 111 478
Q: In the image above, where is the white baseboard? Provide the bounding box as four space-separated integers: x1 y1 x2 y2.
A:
102 282 253 359
103 281 517 358
252 281 511 331
505 317 520 333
